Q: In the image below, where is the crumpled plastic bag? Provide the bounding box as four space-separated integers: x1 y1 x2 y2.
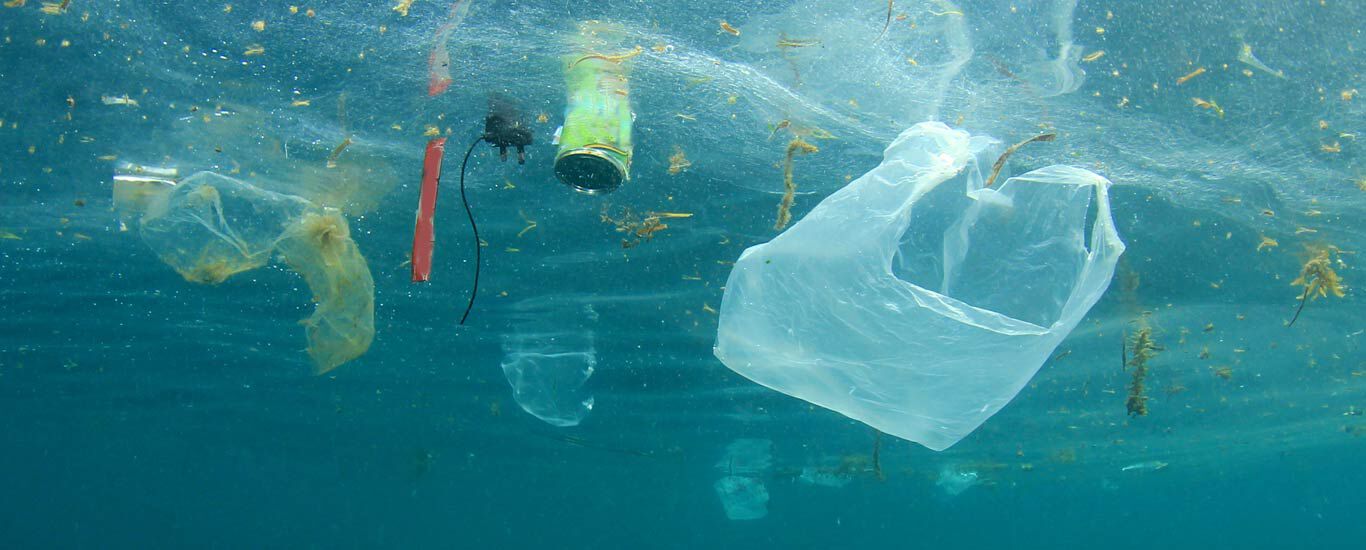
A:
714 122 1125 451
114 172 375 374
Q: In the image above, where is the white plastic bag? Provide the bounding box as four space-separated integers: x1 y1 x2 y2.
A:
714 122 1125 451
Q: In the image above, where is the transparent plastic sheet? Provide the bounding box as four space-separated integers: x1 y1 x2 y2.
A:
712 438 773 520
500 329 597 427
713 122 1125 451
113 172 376 374
276 212 376 373
713 476 770 521
714 438 773 476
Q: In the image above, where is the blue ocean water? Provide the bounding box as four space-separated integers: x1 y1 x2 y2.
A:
1 1 1363 548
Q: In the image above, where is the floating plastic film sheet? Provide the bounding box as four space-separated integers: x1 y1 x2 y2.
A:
713 439 773 520
500 326 597 427
113 172 375 374
714 122 1125 451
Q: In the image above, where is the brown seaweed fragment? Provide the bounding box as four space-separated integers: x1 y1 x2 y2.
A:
775 137 819 230
1124 325 1161 417
1288 246 1348 326
984 133 1056 188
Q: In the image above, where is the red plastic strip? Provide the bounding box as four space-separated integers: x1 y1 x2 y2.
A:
411 138 448 282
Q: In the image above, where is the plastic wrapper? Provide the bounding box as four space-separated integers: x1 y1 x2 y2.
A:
500 330 596 427
714 122 1125 451
114 172 375 373
713 476 769 520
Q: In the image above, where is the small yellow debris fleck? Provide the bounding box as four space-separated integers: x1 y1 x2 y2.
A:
289 6 298 14
244 44 265 56
251 20 265 32
3 0 27 9
1318 120 1330 130
223 4 232 13
535 113 549 123
0 230 21 240
719 21 740 36
1095 26 1105 35
1257 236 1278 251
702 303 718 314
1321 142 1341 153
423 125 440 137
1192 97 1224 119
1081 50 1105 63
1342 89 1358 102
35 38 48 47
39 1 66 14
290 99 310 107
1295 227 1317 235
305 8 314 17
59 39 70 47
1176 67 1206 85
393 0 414 17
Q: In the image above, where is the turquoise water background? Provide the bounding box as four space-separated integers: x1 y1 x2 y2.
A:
2 1 1363 547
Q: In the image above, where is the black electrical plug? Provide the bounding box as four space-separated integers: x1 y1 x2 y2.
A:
483 96 534 164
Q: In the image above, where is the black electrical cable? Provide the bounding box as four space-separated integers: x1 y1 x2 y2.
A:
457 136 483 325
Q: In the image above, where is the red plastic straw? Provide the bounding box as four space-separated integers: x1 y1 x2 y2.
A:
411 138 448 282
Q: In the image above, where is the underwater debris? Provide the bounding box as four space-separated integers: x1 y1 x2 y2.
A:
768 119 791 140
1120 460 1168 472
427 0 473 97
1288 246 1348 327
39 0 69 15
936 465 981 496
115 172 375 373
666 145 691 175
1124 325 1161 417
1192 98 1224 118
1082 50 1106 63
1237 42 1287 79
243 44 265 56
1176 67 1206 85
774 137 819 231
601 207 686 248
3 1 26 9
983 132 1057 188
776 37 821 49
1257 235 1278 252
516 211 538 238
719 21 740 36
392 0 414 16
874 0 894 43
1212 365 1233 380
100 95 139 108
325 137 353 168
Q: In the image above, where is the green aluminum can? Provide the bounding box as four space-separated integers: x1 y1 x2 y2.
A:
554 23 635 194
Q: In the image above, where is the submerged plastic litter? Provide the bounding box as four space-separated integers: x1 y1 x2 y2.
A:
500 330 596 427
936 465 982 496
113 172 375 374
714 438 773 520
714 122 1125 451
714 476 769 520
